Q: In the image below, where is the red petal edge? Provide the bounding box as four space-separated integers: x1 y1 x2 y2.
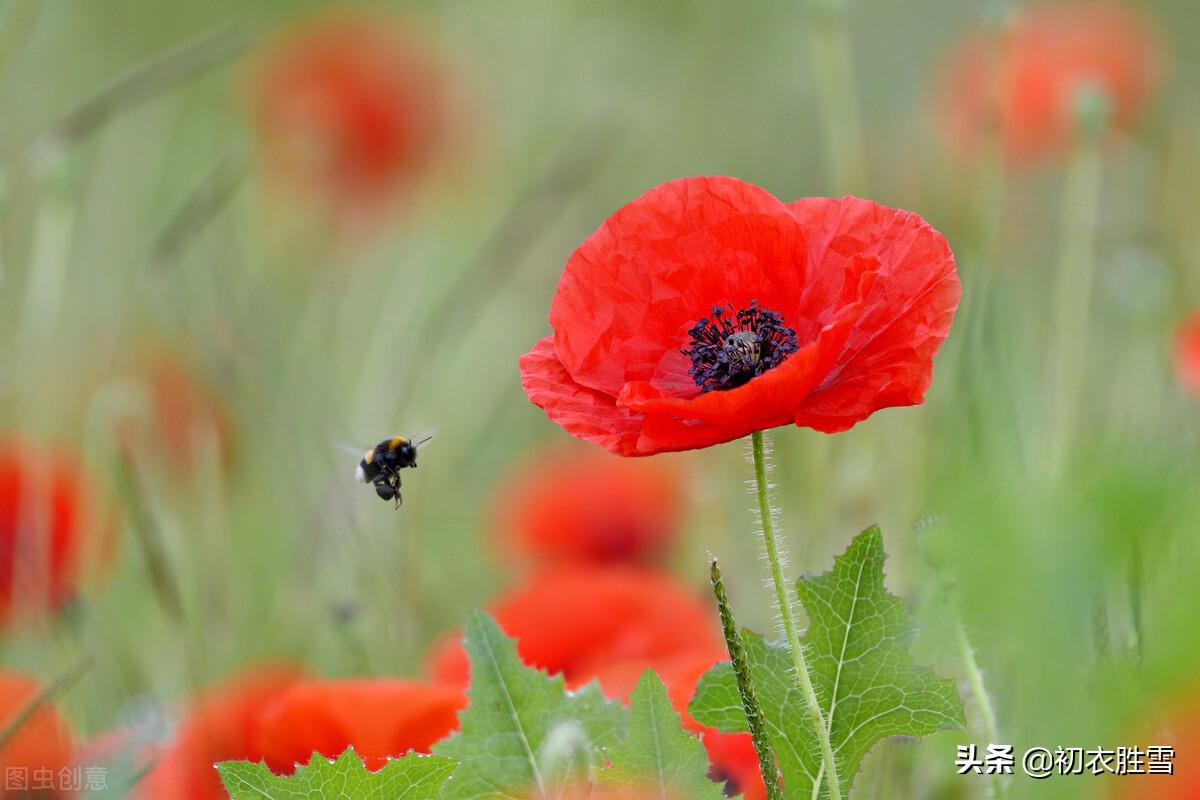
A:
520 337 644 456
787 196 961 431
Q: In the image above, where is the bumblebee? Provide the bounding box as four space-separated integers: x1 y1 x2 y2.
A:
354 430 434 508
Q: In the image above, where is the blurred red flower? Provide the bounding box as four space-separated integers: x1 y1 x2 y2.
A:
0 672 76 799
490 444 686 569
245 11 448 219
426 566 722 689
935 2 1165 164
520 176 959 456
1173 307 1200 398
138 667 466 798
0 439 114 625
1112 690 1200 799
137 665 305 800
252 679 465 774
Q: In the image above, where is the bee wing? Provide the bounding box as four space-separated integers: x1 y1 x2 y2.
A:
334 441 374 484
408 425 439 450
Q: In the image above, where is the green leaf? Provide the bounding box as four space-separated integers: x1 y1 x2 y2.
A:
217 748 455 799
596 671 726 800
433 611 628 800
690 526 964 798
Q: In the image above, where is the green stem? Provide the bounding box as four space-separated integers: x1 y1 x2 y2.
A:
949 600 1006 800
112 451 185 624
1091 591 1111 661
804 0 867 196
957 78 1008 377
750 430 841 800
149 150 251 270
382 112 624 413
1128 537 1143 666
0 656 91 754
24 21 259 172
1044 122 1104 478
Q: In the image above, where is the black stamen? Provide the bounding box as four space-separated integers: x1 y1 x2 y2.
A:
681 300 799 393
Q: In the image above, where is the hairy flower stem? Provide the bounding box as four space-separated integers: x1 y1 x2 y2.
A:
750 430 842 800
710 557 783 800
950 598 1006 800
804 0 868 195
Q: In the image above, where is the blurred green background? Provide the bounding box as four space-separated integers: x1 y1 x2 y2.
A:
2 1 1199 797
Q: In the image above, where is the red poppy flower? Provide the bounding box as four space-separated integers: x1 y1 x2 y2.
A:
490 444 686 569
1173 307 1200 398
1112 689 1200 799
0 672 76 799
251 679 465 773
136 665 304 800
426 566 723 689
0 439 114 625
935 2 1165 164
138 668 464 798
519 176 959 456
245 11 448 218
592 650 765 800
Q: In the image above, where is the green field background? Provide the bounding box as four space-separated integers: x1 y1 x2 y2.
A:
2 1 1199 797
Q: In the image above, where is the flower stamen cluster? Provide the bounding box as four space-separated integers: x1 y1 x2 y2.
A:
684 302 799 393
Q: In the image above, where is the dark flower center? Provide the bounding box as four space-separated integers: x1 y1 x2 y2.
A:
707 764 742 798
682 301 799 393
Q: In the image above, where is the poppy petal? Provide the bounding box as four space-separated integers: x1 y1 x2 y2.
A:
252 680 465 773
1174 307 1200 398
520 337 646 456
550 177 810 396
787 196 960 429
0 673 75 788
136 665 304 800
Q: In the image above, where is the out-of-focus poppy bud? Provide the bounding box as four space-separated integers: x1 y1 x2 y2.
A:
934 2 1165 165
